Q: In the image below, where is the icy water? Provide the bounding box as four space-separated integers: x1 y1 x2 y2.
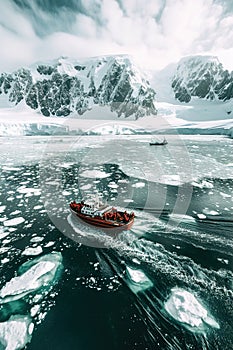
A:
0 134 232 350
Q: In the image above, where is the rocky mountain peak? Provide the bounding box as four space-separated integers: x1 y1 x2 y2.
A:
0 55 157 119
171 55 233 102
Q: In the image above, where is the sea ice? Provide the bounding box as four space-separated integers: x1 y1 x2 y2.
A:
3 217 25 226
132 182 145 188
0 315 33 350
203 209 219 216
0 252 62 303
0 206 6 214
169 214 196 223
164 288 220 331
197 213 207 220
0 230 11 240
22 246 43 256
126 266 153 293
79 170 110 179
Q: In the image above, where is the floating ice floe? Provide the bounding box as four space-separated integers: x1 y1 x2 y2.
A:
33 205 43 210
2 166 21 171
217 258 229 265
79 170 110 179
0 252 63 304
126 266 153 293
132 182 145 188
80 184 92 190
22 246 43 256
62 190 72 196
191 180 214 189
10 210 21 216
164 288 220 331
0 206 6 214
0 229 11 240
0 315 33 350
196 213 207 220
30 236 44 243
3 217 25 227
202 209 219 216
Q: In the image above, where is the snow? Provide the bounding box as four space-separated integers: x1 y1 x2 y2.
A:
126 266 153 293
0 315 33 350
3 217 25 226
164 288 220 330
0 252 62 303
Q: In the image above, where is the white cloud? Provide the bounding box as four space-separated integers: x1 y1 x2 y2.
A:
1 0 233 72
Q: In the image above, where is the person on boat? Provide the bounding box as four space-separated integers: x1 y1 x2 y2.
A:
123 211 129 223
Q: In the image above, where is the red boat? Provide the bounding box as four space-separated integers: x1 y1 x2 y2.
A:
70 200 134 230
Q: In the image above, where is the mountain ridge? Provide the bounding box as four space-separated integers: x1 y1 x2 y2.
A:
0 55 157 119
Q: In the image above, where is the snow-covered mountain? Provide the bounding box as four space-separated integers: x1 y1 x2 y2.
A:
0 55 157 119
171 55 233 103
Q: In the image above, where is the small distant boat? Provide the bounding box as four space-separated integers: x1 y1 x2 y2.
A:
70 200 134 231
149 137 168 146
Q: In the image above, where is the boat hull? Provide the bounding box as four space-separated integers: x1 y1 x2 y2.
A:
70 208 134 231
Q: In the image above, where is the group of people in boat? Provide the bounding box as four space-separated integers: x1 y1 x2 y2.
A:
103 210 134 223
70 200 85 213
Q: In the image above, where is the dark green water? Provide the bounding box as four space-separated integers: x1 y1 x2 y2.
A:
0 135 232 349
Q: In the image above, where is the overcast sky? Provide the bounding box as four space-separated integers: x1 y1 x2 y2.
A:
1 0 233 71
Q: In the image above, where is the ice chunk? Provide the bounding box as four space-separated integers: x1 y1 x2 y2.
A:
126 266 153 293
164 288 220 331
197 213 206 220
0 230 11 240
0 206 6 214
132 182 145 188
30 305 40 317
44 241 55 248
0 252 62 304
3 217 25 227
17 187 41 195
79 170 110 179
0 315 33 350
30 236 44 243
22 246 43 256
203 209 219 216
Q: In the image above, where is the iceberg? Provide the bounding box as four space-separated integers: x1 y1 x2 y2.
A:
0 252 62 304
0 315 33 350
164 288 220 331
126 266 153 293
